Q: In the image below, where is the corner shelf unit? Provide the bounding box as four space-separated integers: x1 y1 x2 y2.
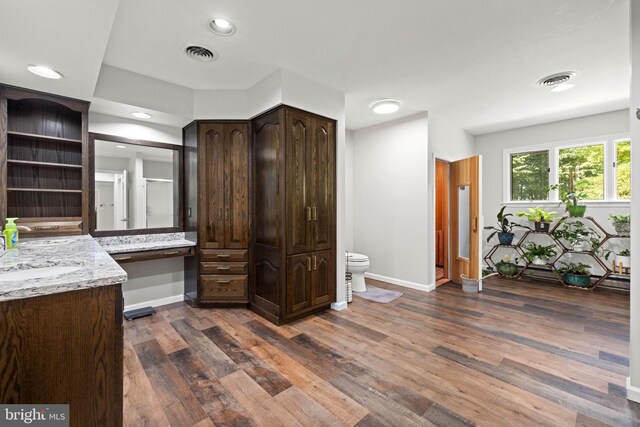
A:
484 216 629 291
1 85 89 235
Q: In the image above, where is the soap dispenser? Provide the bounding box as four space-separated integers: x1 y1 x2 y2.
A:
3 218 18 249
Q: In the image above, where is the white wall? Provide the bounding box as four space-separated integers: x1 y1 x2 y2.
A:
90 112 182 145
475 109 630 253
345 130 354 251
351 114 429 287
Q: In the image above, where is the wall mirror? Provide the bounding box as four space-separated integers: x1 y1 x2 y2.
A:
90 133 183 236
458 185 470 259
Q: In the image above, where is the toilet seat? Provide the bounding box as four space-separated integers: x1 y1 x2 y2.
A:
346 252 369 262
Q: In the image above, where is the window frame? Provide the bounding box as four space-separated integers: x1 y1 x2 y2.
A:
503 133 630 206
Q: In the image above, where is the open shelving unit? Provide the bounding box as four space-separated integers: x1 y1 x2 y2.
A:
484 216 630 291
1 85 89 234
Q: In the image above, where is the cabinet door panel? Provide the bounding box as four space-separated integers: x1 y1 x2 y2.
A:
311 250 334 306
309 119 334 251
286 111 311 254
199 124 225 249
286 254 311 315
224 124 249 248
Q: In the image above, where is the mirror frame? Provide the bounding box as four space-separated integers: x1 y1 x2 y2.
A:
89 132 184 237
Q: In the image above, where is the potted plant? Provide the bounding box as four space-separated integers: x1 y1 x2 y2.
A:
484 206 523 245
604 248 631 269
609 214 631 236
552 221 601 252
555 261 592 287
495 255 520 276
516 207 558 233
522 242 558 266
550 169 588 217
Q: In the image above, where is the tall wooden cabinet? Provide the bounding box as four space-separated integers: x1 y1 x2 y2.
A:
0 85 89 235
251 106 336 324
184 121 250 304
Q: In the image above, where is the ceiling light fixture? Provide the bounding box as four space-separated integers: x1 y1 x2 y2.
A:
131 111 152 119
27 65 63 79
116 145 127 149
369 98 402 115
550 83 575 93
209 18 236 36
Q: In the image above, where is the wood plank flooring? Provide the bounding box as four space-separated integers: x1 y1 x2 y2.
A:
123 276 639 426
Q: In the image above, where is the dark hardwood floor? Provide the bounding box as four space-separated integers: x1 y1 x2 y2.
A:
123 276 638 426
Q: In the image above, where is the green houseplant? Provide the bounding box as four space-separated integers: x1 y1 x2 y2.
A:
484 206 523 245
517 207 558 233
495 255 520 276
552 221 601 252
555 261 592 287
603 248 631 269
550 169 588 217
609 214 631 236
522 242 557 266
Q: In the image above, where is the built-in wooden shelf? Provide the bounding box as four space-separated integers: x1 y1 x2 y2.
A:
7 130 83 144
7 159 83 169
7 188 83 193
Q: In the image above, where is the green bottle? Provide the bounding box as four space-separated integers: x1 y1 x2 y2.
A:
3 218 18 249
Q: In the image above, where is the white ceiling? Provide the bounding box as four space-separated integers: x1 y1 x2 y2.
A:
0 0 631 134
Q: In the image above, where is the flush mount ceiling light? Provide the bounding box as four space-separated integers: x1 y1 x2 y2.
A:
185 45 219 62
27 65 63 79
116 145 127 149
369 98 402 115
536 71 577 93
209 18 236 36
131 111 152 119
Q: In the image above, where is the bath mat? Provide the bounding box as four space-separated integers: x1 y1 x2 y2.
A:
354 285 403 303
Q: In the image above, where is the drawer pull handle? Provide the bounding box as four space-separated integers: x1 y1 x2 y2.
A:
163 251 179 256
34 225 59 231
313 255 317 270
306 206 312 221
217 254 230 259
115 256 132 261
307 256 312 272
312 206 317 221
217 266 231 271
217 280 231 284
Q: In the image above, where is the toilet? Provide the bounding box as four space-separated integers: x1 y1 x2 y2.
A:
346 252 370 292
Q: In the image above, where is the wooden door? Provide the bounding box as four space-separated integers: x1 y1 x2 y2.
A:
286 253 311 315
309 118 334 251
311 250 334 306
435 159 449 283
286 110 312 255
199 123 225 249
224 123 249 248
450 156 481 283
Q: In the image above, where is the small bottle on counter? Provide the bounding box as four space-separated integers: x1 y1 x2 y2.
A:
3 218 18 249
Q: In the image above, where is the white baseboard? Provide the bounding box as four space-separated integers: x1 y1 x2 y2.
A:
627 377 640 402
365 272 435 292
124 294 184 312
331 301 348 311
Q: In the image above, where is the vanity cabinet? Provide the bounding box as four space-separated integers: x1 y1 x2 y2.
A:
252 106 336 324
184 121 250 304
0 85 89 235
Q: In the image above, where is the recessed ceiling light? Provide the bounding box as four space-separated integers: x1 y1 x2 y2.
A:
116 145 127 149
550 83 575 93
209 18 236 36
369 99 402 115
131 111 152 119
27 65 63 79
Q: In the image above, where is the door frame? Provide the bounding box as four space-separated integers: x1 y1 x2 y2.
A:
434 158 450 285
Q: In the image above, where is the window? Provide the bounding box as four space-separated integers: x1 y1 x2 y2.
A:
504 135 630 203
510 151 549 201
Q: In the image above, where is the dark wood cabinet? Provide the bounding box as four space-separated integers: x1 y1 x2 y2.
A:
184 121 250 305
0 85 89 235
251 106 336 325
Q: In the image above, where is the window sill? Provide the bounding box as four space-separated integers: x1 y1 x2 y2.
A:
502 200 630 208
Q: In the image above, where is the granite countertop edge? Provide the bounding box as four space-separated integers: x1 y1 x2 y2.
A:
101 239 196 254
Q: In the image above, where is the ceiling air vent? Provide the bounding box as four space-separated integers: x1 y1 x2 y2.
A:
185 45 218 62
537 72 576 87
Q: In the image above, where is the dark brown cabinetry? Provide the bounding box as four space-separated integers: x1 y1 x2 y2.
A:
184 121 250 304
0 85 89 235
251 106 336 324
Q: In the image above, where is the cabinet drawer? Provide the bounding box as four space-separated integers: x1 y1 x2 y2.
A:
200 275 248 301
201 262 248 275
17 218 82 235
112 246 194 263
200 249 248 262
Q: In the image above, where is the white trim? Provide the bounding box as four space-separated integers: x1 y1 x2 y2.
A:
331 301 348 311
627 377 640 402
365 272 435 292
124 294 184 311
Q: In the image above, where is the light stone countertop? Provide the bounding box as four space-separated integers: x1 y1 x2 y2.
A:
94 232 196 254
0 235 128 302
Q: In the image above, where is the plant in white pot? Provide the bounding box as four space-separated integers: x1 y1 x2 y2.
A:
604 248 631 269
552 221 601 252
609 214 631 237
522 242 558 266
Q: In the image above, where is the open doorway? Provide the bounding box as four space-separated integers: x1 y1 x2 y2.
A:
435 159 450 285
